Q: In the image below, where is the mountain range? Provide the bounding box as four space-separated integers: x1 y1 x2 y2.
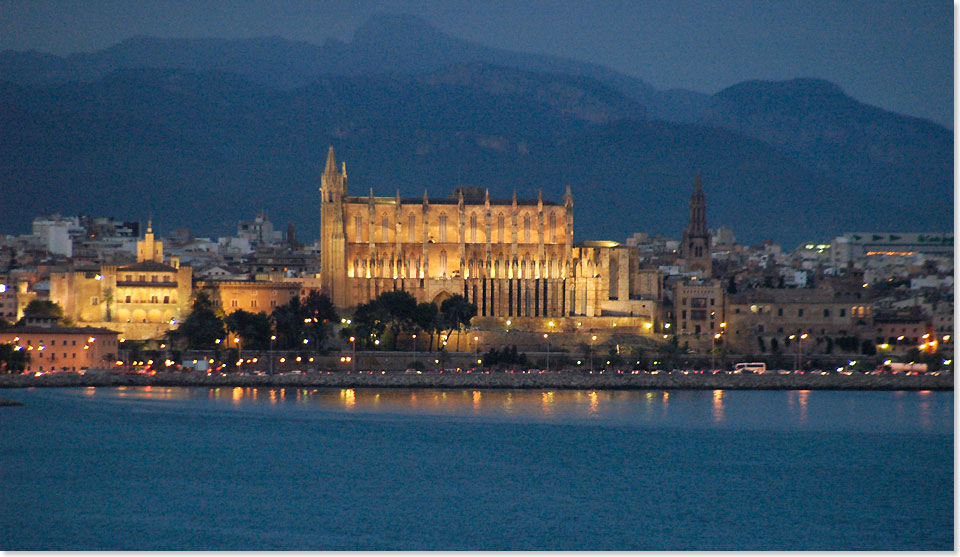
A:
0 14 951 247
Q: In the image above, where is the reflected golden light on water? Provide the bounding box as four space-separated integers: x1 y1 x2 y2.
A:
541 391 555 416
589 391 598 414
232 386 243 403
269 389 277 404
84 386 96 396
341 388 356 409
472 390 481 411
712 390 725 422
798 390 809 423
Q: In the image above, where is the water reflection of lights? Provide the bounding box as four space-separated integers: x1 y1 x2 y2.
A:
341 388 356 409
472 390 481 410
712 390 725 422
797 390 809 423
588 391 598 414
232 386 243 403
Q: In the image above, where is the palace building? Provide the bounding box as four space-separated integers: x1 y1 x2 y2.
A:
318 147 664 328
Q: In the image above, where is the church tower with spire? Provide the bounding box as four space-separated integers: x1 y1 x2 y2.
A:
680 174 712 278
319 145 349 306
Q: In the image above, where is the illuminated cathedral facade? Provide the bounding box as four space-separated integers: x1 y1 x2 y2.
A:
319 147 663 325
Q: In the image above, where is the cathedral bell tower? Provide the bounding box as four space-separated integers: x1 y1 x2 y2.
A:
319 146 349 306
680 174 712 278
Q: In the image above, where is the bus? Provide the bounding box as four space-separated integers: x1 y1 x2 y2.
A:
733 362 767 374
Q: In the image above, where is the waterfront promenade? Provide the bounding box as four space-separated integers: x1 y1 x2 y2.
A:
0 369 951 391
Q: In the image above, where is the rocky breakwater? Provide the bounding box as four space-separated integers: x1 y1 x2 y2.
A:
0 371 952 391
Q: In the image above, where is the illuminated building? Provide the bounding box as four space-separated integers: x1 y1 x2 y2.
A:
318 146 664 329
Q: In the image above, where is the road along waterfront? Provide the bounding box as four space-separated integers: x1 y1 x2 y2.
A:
0 369 951 390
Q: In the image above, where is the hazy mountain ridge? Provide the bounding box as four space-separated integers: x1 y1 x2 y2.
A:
0 14 704 122
1 65 915 246
700 78 952 220
0 15 951 245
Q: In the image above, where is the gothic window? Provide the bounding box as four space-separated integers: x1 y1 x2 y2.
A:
163 296 169 304
439 251 448 276
355 216 362 241
470 214 478 243
439 214 448 243
408 214 416 243
494 259 500 278
523 215 531 243
521 258 527 279
549 212 557 243
380 215 389 243
498 214 505 243
549 259 556 278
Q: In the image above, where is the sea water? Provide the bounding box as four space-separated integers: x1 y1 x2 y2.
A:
0 387 952 550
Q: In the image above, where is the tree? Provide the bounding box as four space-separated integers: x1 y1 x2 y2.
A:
301 291 339 349
224 309 272 350
412 302 439 350
726 276 738 294
166 291 226 350
376 290 418 349
350 300 388 349
23 300 64 319
271 296 304 350
0 343 29 373
439 294 477 351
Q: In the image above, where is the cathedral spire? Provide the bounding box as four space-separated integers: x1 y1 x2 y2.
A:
324 145 337 176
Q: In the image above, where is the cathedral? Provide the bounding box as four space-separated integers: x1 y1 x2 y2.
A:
318 147 663 328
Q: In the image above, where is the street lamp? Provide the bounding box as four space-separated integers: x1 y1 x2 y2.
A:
474 335 479 370
799 333 808 371
543 333 550 372
591 335 597 371
349 336 357 373
269 334 276 374
790 333 808 371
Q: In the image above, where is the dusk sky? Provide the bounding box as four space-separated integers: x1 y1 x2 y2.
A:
0 0 952 127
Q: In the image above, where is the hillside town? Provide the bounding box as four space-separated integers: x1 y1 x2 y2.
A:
0 151 952 375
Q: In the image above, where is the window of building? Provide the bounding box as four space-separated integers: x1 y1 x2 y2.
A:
125 296 131 303
380 215 389 243
549 212 557 243
139 275 145 282
408 214 416 243
823 309 830 317
470 214 478 243
151 275 158 282
523 215 531 243
439 214 448 243
798 309 804 317
498 214 505 243
91 297 99 306
777 308 783 316
840 308 846 317
231 300 238 307
150 295 158 303
270 300 277 308
163 296 169 304
439 251 447 276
